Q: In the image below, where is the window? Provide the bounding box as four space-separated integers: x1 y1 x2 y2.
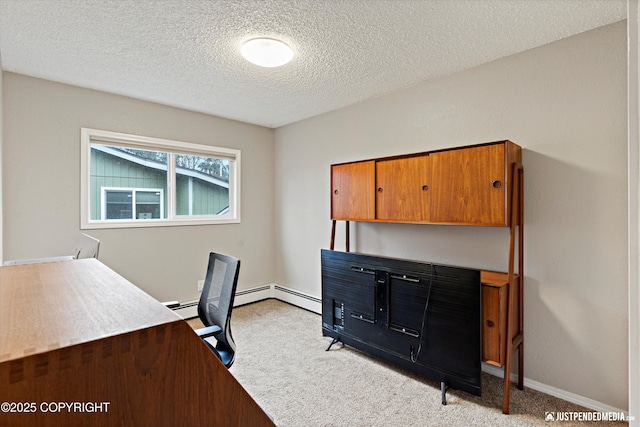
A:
102 188 164 220
81 128 240 229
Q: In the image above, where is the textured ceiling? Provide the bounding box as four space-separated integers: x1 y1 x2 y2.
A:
0 0 627 128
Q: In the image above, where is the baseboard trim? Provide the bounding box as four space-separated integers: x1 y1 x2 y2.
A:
235 284 272 306
481 364 628 415
171 283 322 319
272 284 322 313
172 285 625 416
170 300 198 319
231 283 322 313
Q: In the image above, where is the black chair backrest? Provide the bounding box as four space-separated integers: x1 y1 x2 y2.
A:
197 252 240 367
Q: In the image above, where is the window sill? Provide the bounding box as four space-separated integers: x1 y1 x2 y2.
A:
81 216 241 230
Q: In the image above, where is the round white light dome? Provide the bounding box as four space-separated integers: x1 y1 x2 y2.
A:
241 38 293 68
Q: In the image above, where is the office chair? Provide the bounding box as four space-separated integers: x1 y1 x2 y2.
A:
3 233 100 266
74 233 100 259
193 252 241 369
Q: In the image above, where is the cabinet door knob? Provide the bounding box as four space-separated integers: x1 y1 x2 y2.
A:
334 189 339 195
486 320 495 328
422 185 429 191
378 187 383 193
492 180 502 189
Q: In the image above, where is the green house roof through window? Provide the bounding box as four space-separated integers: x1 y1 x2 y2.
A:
90 145 230 221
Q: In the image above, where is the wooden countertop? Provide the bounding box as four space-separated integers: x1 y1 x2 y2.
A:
0 258 180 363
481 270 519 288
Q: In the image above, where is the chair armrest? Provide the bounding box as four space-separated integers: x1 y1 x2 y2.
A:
161 301 180 309
195 325 222 339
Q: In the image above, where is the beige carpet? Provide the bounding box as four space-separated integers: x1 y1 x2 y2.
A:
188 299 628 427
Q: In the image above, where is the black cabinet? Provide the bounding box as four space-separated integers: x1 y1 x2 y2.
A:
321 249 482 397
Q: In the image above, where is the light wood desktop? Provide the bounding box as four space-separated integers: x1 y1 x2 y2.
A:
0 259 274 426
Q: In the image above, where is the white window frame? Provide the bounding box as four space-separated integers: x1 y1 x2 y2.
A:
101 187 165 221
81 128 241 229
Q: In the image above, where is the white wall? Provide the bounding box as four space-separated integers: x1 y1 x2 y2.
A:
274 21 628 411
2 73 275 302
628 1 640 424
0 59 4 263
0 51 3 264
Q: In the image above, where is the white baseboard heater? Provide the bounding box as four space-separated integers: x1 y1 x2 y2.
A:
171 283 321 319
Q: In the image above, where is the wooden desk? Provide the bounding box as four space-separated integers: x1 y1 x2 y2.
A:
0 259 274 426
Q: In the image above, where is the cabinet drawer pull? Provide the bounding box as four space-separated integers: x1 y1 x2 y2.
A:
492 180 502 189
422 185 429 191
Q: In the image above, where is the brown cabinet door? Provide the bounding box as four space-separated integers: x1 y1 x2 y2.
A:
331 161 375 220
481 283 507 367
481 271 521 368
376 155 430 221
430 144 506 225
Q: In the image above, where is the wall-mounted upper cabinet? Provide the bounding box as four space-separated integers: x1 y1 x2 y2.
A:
331 160 375 220
430 143 507 225
375 155 431 221
330 141 522 227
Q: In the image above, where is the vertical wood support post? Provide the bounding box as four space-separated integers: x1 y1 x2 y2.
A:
345 221 350 252
330 220 336 250
517 165 525 391
329 220 350 253
503 163 524 414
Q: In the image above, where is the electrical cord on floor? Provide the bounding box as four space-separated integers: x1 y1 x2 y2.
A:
410 263 434 363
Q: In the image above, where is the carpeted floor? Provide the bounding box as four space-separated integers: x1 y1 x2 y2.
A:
188 299 628 427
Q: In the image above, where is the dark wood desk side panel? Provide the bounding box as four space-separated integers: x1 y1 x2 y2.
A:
0 320 274 427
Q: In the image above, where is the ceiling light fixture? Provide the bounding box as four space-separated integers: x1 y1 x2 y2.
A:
240 38 293 68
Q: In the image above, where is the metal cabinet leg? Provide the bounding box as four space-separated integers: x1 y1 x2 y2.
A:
441 382 447 405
